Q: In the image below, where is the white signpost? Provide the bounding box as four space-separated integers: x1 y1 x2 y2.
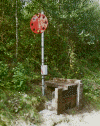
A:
41 11 48 96
30 11 48 96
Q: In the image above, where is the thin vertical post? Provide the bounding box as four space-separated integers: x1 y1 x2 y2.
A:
41 11 45 96
16 0 18 59
77 83 80 109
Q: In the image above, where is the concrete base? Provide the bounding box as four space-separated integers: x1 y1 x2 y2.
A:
45 78 83 115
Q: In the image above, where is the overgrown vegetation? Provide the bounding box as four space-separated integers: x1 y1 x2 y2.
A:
0 86 46 126
0 0 100 125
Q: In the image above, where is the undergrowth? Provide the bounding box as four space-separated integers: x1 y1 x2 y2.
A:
0 56 100 126
0 86 46 126
82 69 100 110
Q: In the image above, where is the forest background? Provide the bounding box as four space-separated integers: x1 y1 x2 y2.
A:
0 0 100 125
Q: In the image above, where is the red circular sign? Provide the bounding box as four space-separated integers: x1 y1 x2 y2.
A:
30 13 48 34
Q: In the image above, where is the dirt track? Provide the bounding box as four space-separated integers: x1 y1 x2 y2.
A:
39 105 100 126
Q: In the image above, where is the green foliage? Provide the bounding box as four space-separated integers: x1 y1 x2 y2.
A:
11 62 41 91
12 62 29 91
0 88 45 125
0 0 22 62
82 71 100 100
0 61 8 81
0 60 41 91
0 1 100 125
0 61 10 88
1 0 100 80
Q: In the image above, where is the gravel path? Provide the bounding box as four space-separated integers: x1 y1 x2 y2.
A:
11 100 100 126
39 109 100 126
11 107 100 126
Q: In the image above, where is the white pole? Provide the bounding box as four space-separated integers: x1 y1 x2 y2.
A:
41 12 45 96
16 0 18 59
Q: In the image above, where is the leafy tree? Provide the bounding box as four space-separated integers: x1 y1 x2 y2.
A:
0 0 100 89
0 0 23 63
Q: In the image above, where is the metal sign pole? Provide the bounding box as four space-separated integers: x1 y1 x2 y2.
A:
41 11 45 95
30 12 48 96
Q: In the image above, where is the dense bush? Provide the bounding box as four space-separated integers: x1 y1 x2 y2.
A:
0 61 10 88
82 71 100 101
12 62 30 91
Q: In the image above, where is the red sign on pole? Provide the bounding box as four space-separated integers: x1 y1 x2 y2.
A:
30 13 48 34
